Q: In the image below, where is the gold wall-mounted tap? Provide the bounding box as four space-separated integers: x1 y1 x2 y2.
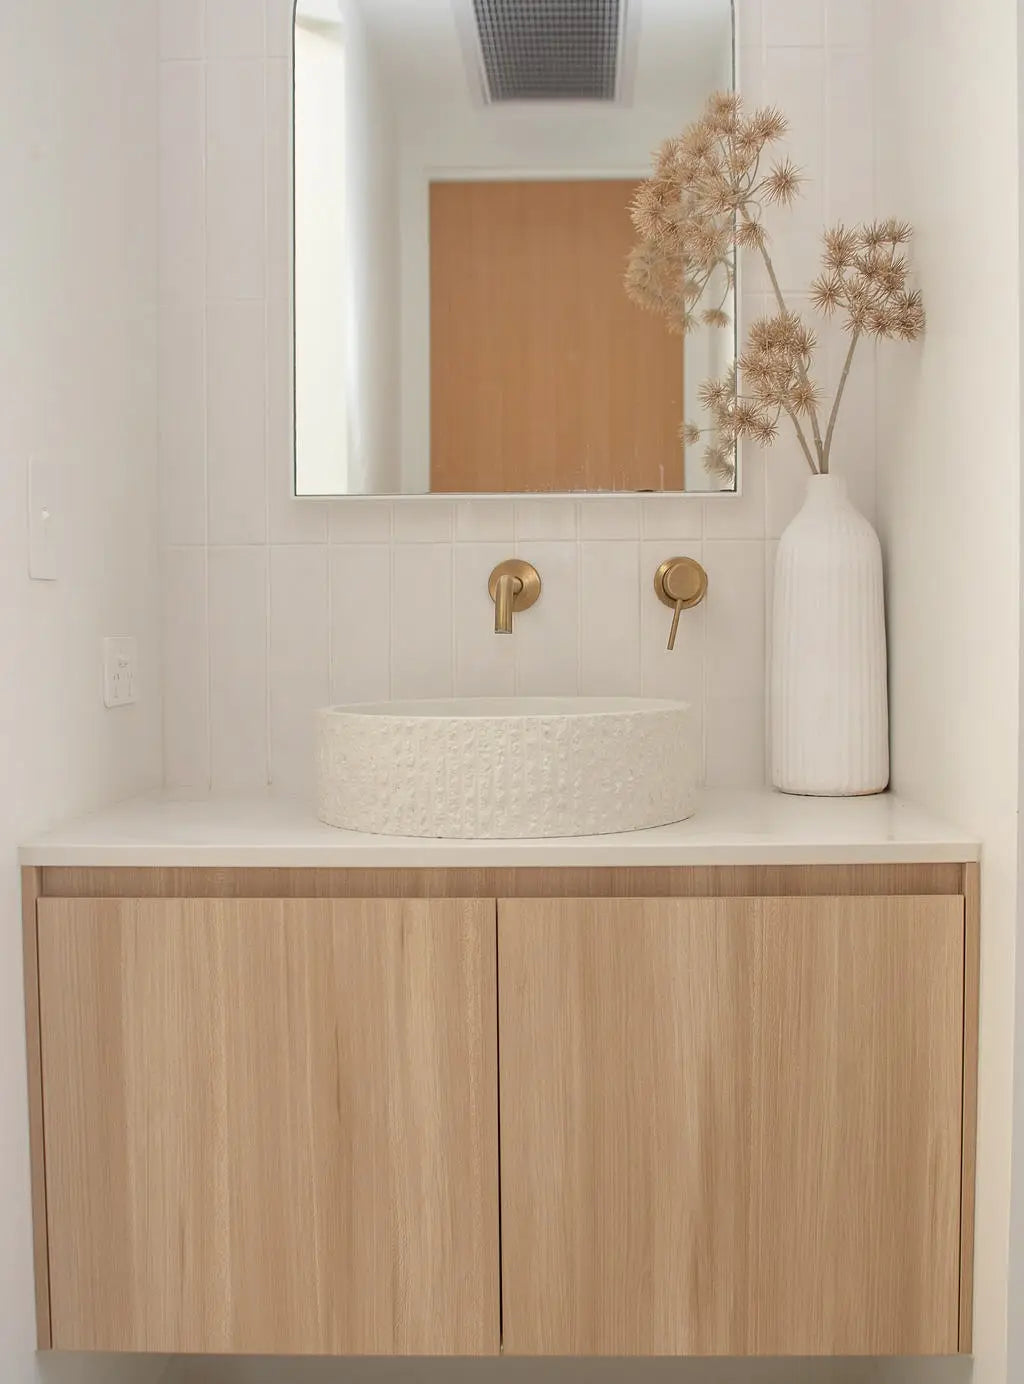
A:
654 557 709 650
488 560 541 634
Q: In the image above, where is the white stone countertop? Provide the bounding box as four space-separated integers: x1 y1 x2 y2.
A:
19 788 980 869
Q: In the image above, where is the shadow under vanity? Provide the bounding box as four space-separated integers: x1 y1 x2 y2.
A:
20 790 978 1358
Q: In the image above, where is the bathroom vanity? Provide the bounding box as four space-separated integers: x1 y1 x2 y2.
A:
20 791 978 1359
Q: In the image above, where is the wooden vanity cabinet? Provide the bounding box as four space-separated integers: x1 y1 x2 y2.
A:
498 895 966 1356
31 897 500 1355
23 863 978 1359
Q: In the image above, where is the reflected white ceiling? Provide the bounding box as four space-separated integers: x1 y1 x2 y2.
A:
353 0 732 118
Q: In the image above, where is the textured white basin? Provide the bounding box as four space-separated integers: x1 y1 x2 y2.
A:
316 696 696 839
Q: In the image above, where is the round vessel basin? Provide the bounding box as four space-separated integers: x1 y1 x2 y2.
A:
316 696 696 839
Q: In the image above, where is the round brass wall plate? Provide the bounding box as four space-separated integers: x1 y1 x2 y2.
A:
488 559 542 612
654 556 708 610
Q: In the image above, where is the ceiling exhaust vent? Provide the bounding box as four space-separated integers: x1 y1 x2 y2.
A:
471 0 625 102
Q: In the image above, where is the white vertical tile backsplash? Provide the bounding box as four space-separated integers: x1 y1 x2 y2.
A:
767 435 815 539
825 0 873 49
268 331 329 546
392 498 454 544
206 300 268 543
705 696 768 787
764 0 825 48
162 547 211 788
205 0 266 59
703 540 767 700
578 496 642 540
205 59 266 300
158 61 205 307
160 0 205 62
454 500 517 544
157 0 878 793
826 49 876 224
640 494 703 541
269 546 330 793
390 544 454 699
265 0 294 58
329 545 392 704
515 498 578 542
736 0 762 48
159 305 206 544
264 57 292 288
207 547 270 788
329 499 393 544
512 540 581 696
579 542 642 696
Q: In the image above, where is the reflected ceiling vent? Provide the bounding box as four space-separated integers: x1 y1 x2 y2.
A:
470 0 626 102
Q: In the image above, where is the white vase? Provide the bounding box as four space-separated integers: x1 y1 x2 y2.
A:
770 474 889 796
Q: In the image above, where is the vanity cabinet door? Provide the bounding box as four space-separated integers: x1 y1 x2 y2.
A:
36 898 499 1355
498 895 964 1356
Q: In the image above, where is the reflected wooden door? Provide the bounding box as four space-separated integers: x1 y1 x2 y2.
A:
430 179 684 493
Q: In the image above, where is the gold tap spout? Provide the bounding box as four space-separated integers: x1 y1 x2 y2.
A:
493 572 521 634
487 560 541 635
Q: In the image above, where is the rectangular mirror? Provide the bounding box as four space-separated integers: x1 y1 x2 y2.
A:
293 0 737 496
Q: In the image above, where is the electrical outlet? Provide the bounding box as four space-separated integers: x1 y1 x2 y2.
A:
103 637 138 708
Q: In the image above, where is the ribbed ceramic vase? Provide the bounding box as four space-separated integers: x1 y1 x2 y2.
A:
771 474 889 796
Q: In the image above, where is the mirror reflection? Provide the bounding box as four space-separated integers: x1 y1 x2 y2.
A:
293 0 737 495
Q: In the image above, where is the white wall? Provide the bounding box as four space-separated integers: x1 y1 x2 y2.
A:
0 2 166 1383
160 0 879 801
295 17 349 493
339 0 401 495
294 0 402 497
873 4 1020 1384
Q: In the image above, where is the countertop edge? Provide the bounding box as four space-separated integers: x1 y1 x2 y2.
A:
19 842 982 868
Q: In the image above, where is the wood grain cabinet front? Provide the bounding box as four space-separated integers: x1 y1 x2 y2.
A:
27 876 975 1358
497 895 966 1356
35 897 500 1355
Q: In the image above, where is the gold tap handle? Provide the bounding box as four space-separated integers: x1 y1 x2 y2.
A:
667 599 683 651
654 557 709 653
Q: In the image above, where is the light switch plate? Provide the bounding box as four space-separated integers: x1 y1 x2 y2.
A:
28 459 58 580
103 637 138 708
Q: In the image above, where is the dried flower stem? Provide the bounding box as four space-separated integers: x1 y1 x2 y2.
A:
743 214 826 470
822 327 861 469
780 400 820 474
747 226 818 472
